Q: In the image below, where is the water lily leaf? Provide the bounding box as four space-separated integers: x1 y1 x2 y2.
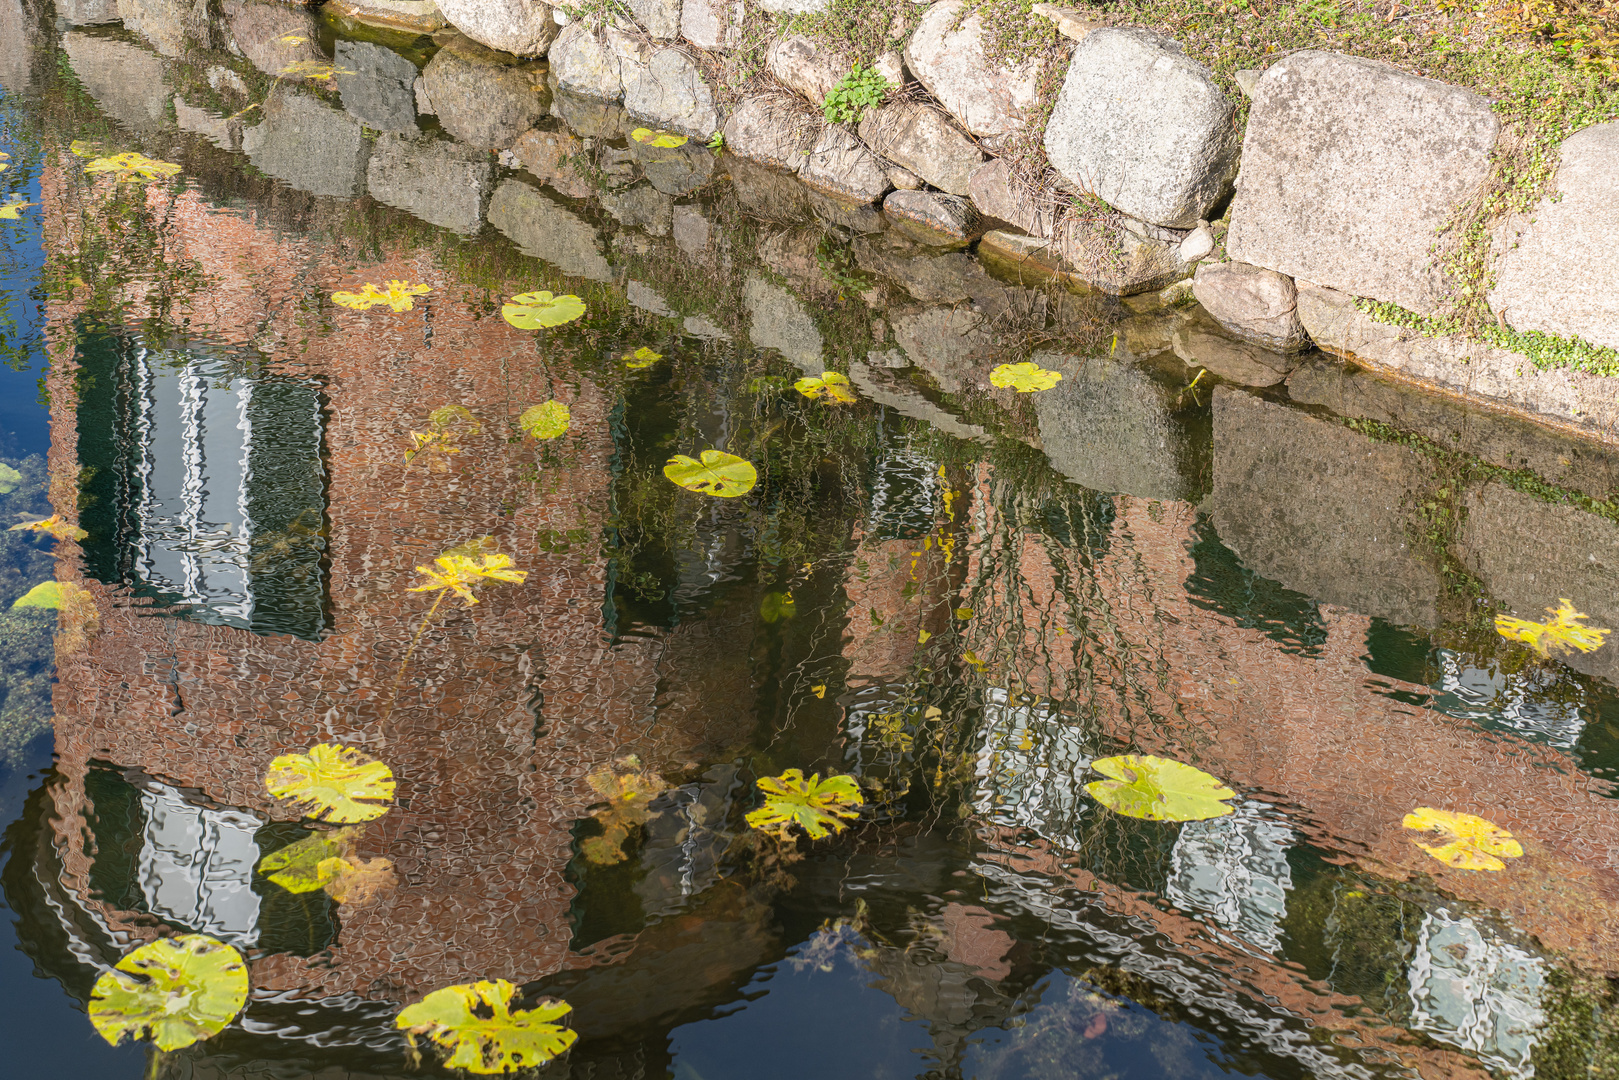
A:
623 346 663 369
83 151 181 182
258 832 346 893
1085 754 1235 822
88 935 249 1051
13 580 83 610
745 768 863 840
396 980 578 1074
502 291 586 329
265 743 395 823
663 450 757 498
0 150 8 172
332 280 430 312
794 371 858 404
10 514 89 541
989 361 1063 393
518 401 571 440
760 590 795 622
1495 599 1609 658
320 855 396 905
409 551 527 605
630 127 688 148
1402 807 1524 871
0 197 35 220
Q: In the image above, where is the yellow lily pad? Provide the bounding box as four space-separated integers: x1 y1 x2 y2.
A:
332 280 430 312
794 371 858 404
397 980 578 1074
409 551 528 606
518 400 571 440
89 935 249 1051
83 151 181 182
0 197 35 220
989 361 1063 393
663 449 757 498
1402 807 1524 871
10 514 89 541
1085 754 1235 822
502 291 586 329
1495 599 1609 658
745 768 863 840
630 127 689 148
265 743 396 823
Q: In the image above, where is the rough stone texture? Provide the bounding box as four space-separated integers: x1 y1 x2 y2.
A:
673 205 710 253
421 47 548 149
627 280 676 316
755 0 829 12
1191 261 1308 351
1172 310 1297 387
886 164 923 191
225 0 320 77
1056 217 1193 296
721 95 818 173
1226 51 1499 315
630 0 681 39
854 232 1036 320
623 48 720 139
511 127 593 198
366 133 492 234
798 125 889 204
1489 123 1619 350
1208 387 1442 628
1296 281 1619 441
327 0 447 33
883 190 978 244
745 275 823 371
1179 225 1215 262
976 229 1065 282
1033 350 1202 500
680 0 743 50
602 182 674 236
1459 484 1619 685
61 32 168 129
808 189 885 234
242 85 370 198
117 0 204 55
551 87 628 137
768 33 846 107
858 102 983 197
335 39 419 133
629 138 715 196
54 0 119 24
487 179 613 280
549 23 633 100
1044 28 1238 229
892 307 995 392
728 156 810 221
903 0 1043 140
436 0 559 56
968 158 1057 237
0 0 39 92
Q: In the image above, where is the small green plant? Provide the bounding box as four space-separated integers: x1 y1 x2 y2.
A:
821 65 890 125
706 130 724 150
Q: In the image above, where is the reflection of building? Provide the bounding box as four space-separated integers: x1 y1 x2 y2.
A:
135 780 264 949
1435 650 1587 751
1165 800 1293 955
1407 910 1546 1079
972 686 1097 850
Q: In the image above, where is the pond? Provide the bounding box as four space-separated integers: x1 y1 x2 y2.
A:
2 8 1619 1080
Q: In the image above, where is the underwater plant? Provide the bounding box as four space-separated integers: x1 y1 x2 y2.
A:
746 768 864 840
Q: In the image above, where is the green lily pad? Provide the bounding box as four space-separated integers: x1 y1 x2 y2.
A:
397 980 578 1074
258 832 346 893
12 581 64 609
663 450 758 498
518 400 571 440
502 291 586 330
1085 754 1235 821
88 935 249 1051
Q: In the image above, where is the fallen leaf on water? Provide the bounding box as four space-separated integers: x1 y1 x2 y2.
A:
745 768 863 840
410 552 527 606
502 290 586 329
1402 807 1523 871
989 361 1063 393
84 151 181 182
1495 599 1609 658
663 449 757 497
265 743 396 823
332 280 431 312
630 127 688 148
794 371 859 404
1085 754 1235 822
89 935 249 1051
917 629 932 643
10 514 88 541
811 684 826 698
0 197 35 220
518 400 571 440
397 981 577 1074
13 579 92 611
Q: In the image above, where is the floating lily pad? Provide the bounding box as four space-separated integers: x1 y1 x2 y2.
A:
502 291 586 330
1085 754 1235 821
1402 807 1524 871
0 197 35 221
745 768 863 840
630 127 688 148
989 361 1063 393
663 450 757 498
258 832 347 893
88 935 249 1051
794 371 859 404
13 580 68 609
518 401 571 440
265 743 396 823
332 281 430 312
397 980 578 1074
10 514 88 541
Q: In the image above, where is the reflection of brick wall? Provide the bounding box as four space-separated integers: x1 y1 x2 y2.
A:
36 155 729 1002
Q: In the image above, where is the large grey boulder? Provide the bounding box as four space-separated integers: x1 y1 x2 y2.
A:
327 0 447 33
420 46 548 149
601 181 674 236
1226 51 1499 315
745 275 823 371
681 0 743 50
729 156 810 222
61 32 168 128
622 48 721 139
1489 123 1619 350
225 0 320 77
1172 310 1297 387
858 102 982 197
903 0 1043 140
436 0 559 56
1191 261 1308 352
242 85 370 198
0 0 40 92
892 307 995 392
883 190 978 244
336 40 419 133
1044 28 1237 229
487 179 613 280
722 95 818 172
54 0 119 24
798 125 889 204
551 87 628 136
510 127 593 198
628 134 716 195
366 134 491 234
547 23 627 99
630 0 680 39
1056 215 1193 296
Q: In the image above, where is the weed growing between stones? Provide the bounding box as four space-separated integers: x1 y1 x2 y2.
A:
1354 297 1619 377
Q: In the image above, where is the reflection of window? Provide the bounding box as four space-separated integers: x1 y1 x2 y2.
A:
971 687 1098 850
1407 909 1545 1078
137 784 263 948
1435 650 1586 750
1165 801 1293 954
867 446 938 541
76 333 329 639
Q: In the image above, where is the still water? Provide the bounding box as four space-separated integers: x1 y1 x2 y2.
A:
2 7 1619 1080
